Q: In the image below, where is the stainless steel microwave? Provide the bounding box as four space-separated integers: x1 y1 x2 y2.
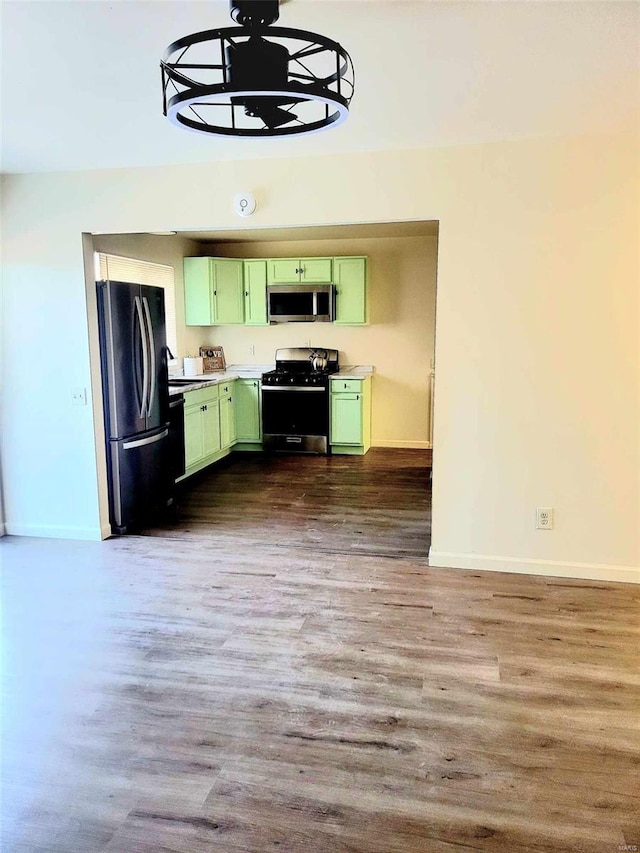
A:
267 284 335 324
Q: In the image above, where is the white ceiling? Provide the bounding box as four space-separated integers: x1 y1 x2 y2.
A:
2 1 638 175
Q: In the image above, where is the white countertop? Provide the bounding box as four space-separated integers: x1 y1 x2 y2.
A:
168 364 269 395
168 364 374 394
331 365 375 379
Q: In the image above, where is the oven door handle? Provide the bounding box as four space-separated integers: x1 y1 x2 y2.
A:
262 386 326 392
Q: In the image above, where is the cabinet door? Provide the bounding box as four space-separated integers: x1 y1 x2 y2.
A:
235 379 261 442
202 399 221 457
243 261 268 325
267 259 302 283
211 259 244 324
334 257 367 324
184 404 204 467
331 393 363 445
184 258 213 325
220 391 237 448
299 258 332 283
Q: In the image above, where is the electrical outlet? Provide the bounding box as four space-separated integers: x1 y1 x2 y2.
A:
536 507 554 530
71 387 87 406
248 344 255 355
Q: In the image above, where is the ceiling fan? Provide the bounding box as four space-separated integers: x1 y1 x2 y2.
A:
161 0 355 137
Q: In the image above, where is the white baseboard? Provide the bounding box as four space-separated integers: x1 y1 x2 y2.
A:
428 550 640 585
5 523 104 542
373 440 432 450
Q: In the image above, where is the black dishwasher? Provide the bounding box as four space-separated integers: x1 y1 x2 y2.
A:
168 394 185 480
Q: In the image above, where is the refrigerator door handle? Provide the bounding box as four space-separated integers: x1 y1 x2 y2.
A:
134 296 149 418
123 428 169 450
142 296 156 417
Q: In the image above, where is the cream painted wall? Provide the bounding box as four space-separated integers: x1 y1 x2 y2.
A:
193 235 437 448
1 131 638 582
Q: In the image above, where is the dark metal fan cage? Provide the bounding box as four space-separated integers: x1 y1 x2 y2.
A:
161 1 355 137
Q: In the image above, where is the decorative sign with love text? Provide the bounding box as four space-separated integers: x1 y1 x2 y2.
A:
200 346 226 372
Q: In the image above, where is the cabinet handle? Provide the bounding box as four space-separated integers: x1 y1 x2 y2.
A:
253 382 257 387
245 291 249 297
344 383 348 389
357 395 360 400
213 289 217 296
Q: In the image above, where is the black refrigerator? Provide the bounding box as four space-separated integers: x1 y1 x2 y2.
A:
97 280 172 534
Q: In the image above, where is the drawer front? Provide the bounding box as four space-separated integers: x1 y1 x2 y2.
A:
184 384 219 407
331 379 363 394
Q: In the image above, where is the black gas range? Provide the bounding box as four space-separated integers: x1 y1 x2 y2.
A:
262 348 339 454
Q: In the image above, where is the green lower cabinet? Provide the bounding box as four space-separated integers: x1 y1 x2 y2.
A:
180 383 232 479
179 377 264 480
184 403 205 468
331 394 363 444
219 386 237 449
202 399 221 457
184 394 221 471
235 379 262 447
330 376 372 455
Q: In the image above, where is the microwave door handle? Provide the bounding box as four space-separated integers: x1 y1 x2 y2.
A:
312 290 318 317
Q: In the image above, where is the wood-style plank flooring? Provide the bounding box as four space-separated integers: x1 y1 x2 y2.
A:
2 449 639 852
141 449 432 558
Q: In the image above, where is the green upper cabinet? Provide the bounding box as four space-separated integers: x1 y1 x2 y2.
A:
267 258 333 284
185 254 368 326
184 257 244 325
213 260 244 324
243 260 268 325
183 257 212 325
333 256 368 325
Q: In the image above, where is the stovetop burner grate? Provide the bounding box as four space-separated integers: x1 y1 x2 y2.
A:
262 346 340 386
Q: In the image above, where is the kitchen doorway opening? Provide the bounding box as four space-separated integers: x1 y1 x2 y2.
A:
85 219 439 557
